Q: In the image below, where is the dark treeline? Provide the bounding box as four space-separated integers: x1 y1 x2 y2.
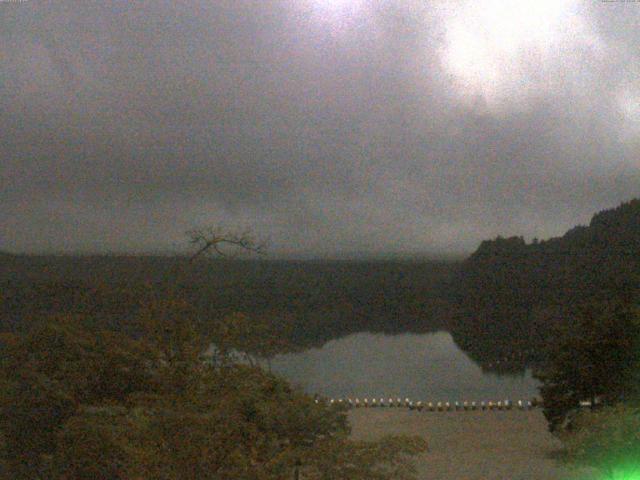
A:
0 256 455 352
450 198 640 371
1 198 639 373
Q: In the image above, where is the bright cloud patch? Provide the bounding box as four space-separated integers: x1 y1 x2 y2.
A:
438 0 602 111
306 0 367 26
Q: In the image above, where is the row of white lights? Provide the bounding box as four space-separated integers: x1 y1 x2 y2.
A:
315 398 536 410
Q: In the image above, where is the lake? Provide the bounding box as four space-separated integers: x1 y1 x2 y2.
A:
270 331 540 401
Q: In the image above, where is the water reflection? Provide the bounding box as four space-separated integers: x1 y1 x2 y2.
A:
270 332 539 400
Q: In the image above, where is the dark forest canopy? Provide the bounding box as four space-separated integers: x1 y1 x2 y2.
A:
1 198 639 372
0 307 428 479
0 256 455 352
451 198 640 369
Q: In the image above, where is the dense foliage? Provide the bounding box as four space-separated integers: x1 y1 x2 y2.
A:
533 293 640 477
563 404 640 479
0 257 454 354
1 199 639 478
0 300 427 479
452 198 640 370
1 198 638 375
535 302 640 432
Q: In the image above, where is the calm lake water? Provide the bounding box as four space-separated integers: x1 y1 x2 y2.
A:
270 332 539 401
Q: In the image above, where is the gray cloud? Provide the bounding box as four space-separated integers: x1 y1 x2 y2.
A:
1 0 639 257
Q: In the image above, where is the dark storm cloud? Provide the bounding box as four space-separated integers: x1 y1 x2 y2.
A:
1 0 639 256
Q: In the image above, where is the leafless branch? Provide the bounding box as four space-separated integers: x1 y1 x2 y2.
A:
186 226 267 262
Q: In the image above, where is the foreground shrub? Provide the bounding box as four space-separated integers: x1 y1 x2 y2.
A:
564 405 640 480
0 310 426 479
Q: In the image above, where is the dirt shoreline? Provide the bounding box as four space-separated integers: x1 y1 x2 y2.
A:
348 409 597 480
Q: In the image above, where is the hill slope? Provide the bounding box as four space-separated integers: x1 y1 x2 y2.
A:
450 198 640 370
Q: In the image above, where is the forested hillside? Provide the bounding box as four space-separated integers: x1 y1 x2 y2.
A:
2 199 638 372
450 198 640 370
0 256 454 351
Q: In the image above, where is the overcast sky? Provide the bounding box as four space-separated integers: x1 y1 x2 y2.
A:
2 0 639 257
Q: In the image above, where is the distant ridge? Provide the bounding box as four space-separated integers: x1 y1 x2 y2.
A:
0 250 463 263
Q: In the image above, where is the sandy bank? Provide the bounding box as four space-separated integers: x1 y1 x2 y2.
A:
348 409 597 480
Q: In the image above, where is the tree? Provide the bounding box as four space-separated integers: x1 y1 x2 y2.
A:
52 406 149 480
0 316 156 478
0 228 428 478
210 311 298 368
535 301 640 433
564 404 640 479
0 307 427 479
186 226 266 261
303 435 428 480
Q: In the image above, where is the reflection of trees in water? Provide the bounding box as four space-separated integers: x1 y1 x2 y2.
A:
450 199 640 375
3 199 637 377
0 256 547 375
